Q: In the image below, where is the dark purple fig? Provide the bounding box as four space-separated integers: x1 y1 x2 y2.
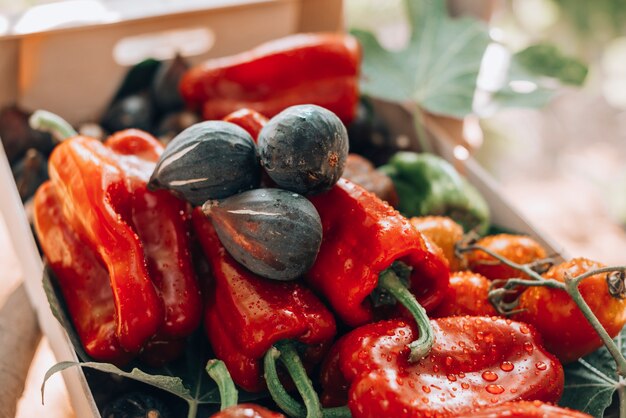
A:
149 121 261 206
101 93 155 133
151 54 189 114
203 188 322 281
11 148 48 201
258 104 348 194
0 106 54 164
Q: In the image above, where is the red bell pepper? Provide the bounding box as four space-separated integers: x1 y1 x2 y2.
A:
193 208 336 392
43 127 202 352
306 178 450 327
320 317 564 417
34 182 132 365
456 401 592 418
180 33 360 124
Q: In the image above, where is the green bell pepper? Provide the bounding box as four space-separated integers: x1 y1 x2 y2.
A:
379 152 490 234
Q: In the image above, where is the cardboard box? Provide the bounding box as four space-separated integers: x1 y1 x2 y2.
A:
0 2 563 416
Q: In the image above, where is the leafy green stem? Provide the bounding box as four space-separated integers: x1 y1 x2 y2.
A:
619 380 626 418
564 278 626 377
187 401 198 418
378 269 434 362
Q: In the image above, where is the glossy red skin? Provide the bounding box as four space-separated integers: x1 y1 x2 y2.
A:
33 182 132 365
515 258 626 363
430 271 497 318
307 178 450 327
193 209 336 392
106 130 202 340
455 400 592 418
321 317 564 418
180 33 360 124
45 130 201 351
223 109 269 142
465 234 547 281
210 404 285 418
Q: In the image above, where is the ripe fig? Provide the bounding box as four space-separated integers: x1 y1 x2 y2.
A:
203 188 322 280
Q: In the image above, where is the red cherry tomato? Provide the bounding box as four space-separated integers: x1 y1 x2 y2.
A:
515 258 626 363
430 271 497 317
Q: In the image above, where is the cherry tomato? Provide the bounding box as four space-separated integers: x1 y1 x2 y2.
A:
515 258 626 363
410 216 464 271
430 271 497 317
464 234 547 281
456 400 592 417
210 404 284 418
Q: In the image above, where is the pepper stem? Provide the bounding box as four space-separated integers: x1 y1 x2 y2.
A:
263 346 351 418
205 359 238 410
378 269 434 362
29 110 77 141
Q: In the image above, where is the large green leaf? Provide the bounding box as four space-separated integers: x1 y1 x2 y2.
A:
515 43 588 86
559 328 625 417
352 0 490 119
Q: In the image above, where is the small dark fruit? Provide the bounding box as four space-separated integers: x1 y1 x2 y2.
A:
203 188 322 280
257 104 348 194
149 121 261 206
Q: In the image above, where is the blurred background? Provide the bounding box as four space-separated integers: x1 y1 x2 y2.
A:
347 0 626 264
1 0 626 417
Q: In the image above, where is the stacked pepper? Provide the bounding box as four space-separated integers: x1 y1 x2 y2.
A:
33 114 202 363
180 33 361 124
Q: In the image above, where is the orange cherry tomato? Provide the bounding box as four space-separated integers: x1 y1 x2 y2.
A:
464 234 547 281
430 271 497 317
410 216 464 271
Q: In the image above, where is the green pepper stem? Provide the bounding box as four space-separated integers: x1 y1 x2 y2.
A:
205 359 238 410
28 110 78 141
378 269 434 362
275 341 323 418
263 346 351 418
264 346 307 418
263 341 323 418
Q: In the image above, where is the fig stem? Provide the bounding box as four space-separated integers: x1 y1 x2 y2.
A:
205 359 238 410
377 269 434 362
28 110 77 141
201 200 220 217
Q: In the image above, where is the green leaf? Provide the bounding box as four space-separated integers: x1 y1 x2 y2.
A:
559 328 624 417
515 43 588 86
352 0 490 119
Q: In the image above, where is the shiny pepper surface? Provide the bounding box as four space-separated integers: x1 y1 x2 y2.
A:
34 182 132 364
193 209 336 392
180 33 361 124
307 178 449 327
455 400 592 418
43 130 202 352
210 404 285 418
320 316 563 418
